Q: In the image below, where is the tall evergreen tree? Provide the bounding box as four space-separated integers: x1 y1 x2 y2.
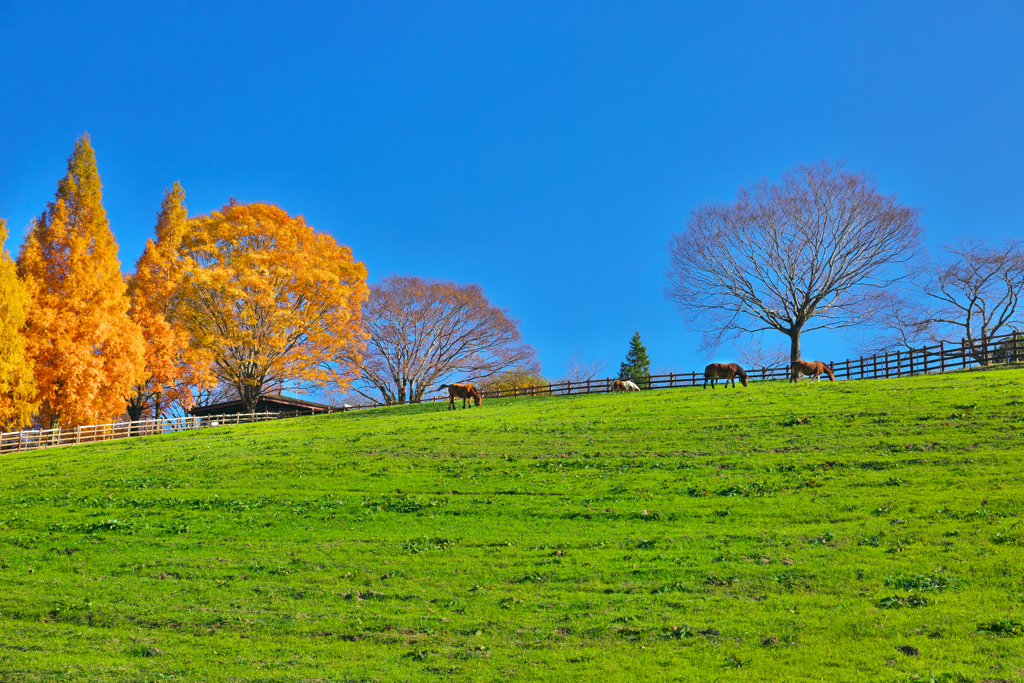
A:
0 218 37 429
618 330 651 387
126 182 215 420
17 134 147 428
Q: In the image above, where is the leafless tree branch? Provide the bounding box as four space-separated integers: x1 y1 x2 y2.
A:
664 160 923 362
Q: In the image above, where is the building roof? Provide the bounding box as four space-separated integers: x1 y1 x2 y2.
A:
188 394 335 416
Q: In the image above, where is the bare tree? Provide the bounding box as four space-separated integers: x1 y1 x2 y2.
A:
351 275 538 405
855 290 933 356
665 160 923 362
562 349 607 383
919 238 1024 363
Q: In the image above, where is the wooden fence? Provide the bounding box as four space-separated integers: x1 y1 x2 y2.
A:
0 412 281 456
410 329 1024 402
3 331 1021 455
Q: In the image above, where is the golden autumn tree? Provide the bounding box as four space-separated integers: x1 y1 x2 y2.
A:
126 182 215 420
0 218 37 430
177 201 369 411
17 134 147 428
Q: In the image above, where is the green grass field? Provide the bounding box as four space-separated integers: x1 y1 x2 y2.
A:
1 370 1023 682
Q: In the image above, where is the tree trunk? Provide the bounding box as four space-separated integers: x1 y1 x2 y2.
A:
126 390 146 423
239 383 261 412
789 331 801 364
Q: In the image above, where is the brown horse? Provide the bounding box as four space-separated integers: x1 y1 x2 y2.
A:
439 383 482 409
612 379 641 392
703 363 748 388
790 360 835 383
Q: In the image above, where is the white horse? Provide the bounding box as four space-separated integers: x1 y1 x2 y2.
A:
612 379 641 392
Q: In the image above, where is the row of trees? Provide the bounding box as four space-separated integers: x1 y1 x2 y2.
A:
0 135 371 430
0 134 543 429
665 160 1023 364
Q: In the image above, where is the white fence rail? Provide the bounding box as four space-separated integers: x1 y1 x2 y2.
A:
0 412 279 456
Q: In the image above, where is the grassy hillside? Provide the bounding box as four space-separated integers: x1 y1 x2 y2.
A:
1 370 1023 682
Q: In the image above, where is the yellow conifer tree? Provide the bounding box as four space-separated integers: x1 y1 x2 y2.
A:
17 134 147 428
126 182 214 420
0 218 37 430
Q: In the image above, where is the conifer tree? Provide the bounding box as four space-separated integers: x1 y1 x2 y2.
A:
126 183 214 420
618 330 651 387
0 218 37 430
17 134 147 428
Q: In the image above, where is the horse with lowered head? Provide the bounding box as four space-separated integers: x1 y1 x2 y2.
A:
703 363 748 388
612 379 641 392
438 383 482 409
790 360 835 383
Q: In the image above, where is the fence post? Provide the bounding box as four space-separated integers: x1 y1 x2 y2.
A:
983 335 989 365
691 371 696 386
587 378 591 394
940 341 946 372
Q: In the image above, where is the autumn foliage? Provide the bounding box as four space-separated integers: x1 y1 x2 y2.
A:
0 218 37 430
16 134 147 428
177 201 369 411
126 182 215 419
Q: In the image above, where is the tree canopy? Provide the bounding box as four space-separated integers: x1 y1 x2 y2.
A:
126 182 215 419
618 330 651 385
16 134 147 428
0 218 37 430
665 160 922 362
176 201 369 411
354 275 538 405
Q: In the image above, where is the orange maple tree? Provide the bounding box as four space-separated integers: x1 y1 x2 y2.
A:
0 218 37 430
126 182 215 420
17 134 147 428
177 201 369 411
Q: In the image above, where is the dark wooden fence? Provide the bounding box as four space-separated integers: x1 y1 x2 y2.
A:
4 331 1021 454
410 329 1024 403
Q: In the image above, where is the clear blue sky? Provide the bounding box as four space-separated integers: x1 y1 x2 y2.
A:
2 1 1022 378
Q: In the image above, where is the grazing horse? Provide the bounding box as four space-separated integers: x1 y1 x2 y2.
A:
790 360 835 383
703 363 748 388
438 383 482 409
612 379 641 392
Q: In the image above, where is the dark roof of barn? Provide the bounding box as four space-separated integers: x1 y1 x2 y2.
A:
188 394 335 416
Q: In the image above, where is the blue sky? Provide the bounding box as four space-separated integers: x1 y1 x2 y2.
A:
2 1 1022 378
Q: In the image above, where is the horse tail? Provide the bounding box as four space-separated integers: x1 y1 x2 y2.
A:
438 384 449 390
